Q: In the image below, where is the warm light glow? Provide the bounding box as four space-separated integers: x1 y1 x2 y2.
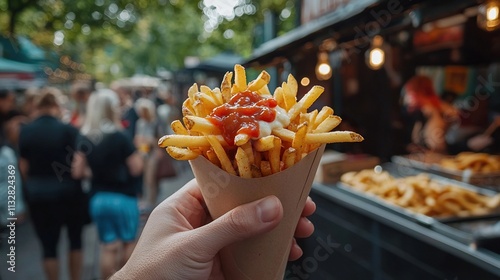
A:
300 77 310 86
487 5 499 21
478 0 500 31
316 51 332 80
318 63 331 76
368 48 385 70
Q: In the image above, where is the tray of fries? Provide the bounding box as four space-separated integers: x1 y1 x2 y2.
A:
337 163 500 228
392 152 500 189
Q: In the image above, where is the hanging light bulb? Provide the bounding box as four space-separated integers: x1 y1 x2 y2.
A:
315 51 332 80
366 35 385 70
478 0 500 31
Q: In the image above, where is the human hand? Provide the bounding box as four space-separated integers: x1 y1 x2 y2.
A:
467 134 493 152
112 179 315 280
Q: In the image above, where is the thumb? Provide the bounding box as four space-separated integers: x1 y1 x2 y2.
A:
190 195 283 259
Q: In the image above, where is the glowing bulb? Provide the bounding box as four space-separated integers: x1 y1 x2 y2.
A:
478 0 500 31
368 48 385 69
318 63 331 76
316 51 332 80
487 5 499 21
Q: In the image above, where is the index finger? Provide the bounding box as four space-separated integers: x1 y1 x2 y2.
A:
301 196 316 217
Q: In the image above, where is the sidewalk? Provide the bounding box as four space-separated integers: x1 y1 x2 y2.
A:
0 166 194 280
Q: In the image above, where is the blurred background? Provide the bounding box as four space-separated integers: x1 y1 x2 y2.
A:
2 0 500 279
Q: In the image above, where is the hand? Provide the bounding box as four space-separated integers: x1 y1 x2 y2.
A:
467 134 493 152
112 179 316 280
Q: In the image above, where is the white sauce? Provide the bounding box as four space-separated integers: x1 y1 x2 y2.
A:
254 105 290 139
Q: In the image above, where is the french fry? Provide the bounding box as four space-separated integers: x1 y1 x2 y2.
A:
274 87 286 109
314 106 334 129
207 135 237 176
254 135 276 151
170 120 189 135
257 84 271 96
235 133 250 146
313 115 342 133
248 70 271 92
240 141 255 164
206 149 221 167
282 147 296 170
305 131 364 144
184 116 221 135
288 85 324 120
261 161 272 177
292 123 308 163
269 137 282 174
234 64 247 93
283 82 296 111
158 134 227 148
166 146 200 160
221 71 233 102
236 147 252 178
286 74 298 99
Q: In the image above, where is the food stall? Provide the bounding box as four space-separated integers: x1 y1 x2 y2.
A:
242 0 500 278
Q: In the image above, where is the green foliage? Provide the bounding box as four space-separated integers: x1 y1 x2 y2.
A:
0 0 298 82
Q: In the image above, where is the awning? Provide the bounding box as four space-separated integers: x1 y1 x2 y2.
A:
245 0 478 67
0 57 39 73
187 52 243 72
0 58 45 90
245 0 380 66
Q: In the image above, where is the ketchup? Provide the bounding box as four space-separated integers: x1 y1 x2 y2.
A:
208 91 277 146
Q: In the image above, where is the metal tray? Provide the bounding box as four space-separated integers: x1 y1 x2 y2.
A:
336 163 500 243
392 154 500 189
433 217 500 245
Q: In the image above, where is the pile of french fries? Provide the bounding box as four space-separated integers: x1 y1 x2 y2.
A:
440 152 500 173
341 169 500 217
158 64 363 178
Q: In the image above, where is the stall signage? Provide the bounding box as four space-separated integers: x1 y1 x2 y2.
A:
301 0 350 24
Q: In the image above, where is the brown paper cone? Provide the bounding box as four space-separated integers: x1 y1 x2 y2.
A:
189 144 325 280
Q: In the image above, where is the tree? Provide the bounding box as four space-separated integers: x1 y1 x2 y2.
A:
0 0 297 82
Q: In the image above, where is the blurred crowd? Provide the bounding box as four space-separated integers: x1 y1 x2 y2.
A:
0 80 181 280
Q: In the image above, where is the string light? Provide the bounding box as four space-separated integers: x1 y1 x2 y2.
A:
366 35 385 70
478 0 500 31
315 51 332 80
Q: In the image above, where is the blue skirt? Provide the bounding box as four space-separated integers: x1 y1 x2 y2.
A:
90 192 139 243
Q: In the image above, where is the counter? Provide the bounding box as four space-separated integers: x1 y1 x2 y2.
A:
285 183 500 279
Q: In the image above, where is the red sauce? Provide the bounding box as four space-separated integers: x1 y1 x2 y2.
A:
208 91 277 146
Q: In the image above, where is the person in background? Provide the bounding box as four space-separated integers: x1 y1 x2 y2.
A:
0 89 16 130
112 82 139 140
147 84 182 206
72 89 144 279
402 75 458 154
134 97 157 156
134 97 158 210
69 82 93 128
18 87 85 280
1 89 26 233
110 179 316 280
21 87 40 120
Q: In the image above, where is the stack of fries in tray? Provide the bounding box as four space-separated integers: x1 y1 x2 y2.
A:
340 169 500 218
440 152 500 174
158 64 363 178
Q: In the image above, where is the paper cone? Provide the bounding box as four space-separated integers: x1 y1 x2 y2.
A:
189 144 325 280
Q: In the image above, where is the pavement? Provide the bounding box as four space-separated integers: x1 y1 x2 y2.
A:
0 163 194 280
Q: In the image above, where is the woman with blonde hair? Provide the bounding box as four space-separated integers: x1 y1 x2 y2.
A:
72 89 144 279
19 87 85 280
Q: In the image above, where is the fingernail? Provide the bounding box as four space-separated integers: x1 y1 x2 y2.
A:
257 196 279 223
